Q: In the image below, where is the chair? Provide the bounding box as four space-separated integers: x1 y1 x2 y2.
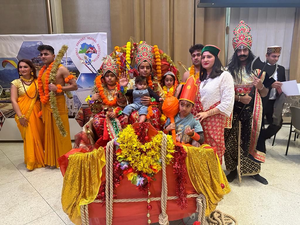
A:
285 106 300 155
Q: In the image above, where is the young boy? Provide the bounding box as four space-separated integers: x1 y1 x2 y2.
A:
122 76 163 123
164 76 204 145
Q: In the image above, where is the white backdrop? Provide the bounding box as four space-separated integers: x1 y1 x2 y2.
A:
0 32 107 141
227 8 295 70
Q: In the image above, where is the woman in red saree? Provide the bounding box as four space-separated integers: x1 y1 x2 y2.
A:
192 45 235 164
11 59 45 170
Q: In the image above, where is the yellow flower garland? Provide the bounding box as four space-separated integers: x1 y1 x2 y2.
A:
117 125 175 175
189 65 199 80
163 85 175 97
125 42 131 75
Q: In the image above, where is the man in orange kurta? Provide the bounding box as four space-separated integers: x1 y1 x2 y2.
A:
38 45 78 167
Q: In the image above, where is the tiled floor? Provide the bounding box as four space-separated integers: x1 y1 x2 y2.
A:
0 124 299 225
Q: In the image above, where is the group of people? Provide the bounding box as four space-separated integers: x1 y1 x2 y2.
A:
11 45 77 171
182 20 285 185
12 20 285 190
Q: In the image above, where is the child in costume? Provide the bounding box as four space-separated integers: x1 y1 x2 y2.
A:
164 76 204 145
162 71 177 98
122 76 163 123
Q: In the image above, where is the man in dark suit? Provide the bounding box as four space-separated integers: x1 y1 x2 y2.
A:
262 46 286 138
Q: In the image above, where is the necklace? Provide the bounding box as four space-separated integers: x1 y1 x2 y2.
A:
20 76 34 83
21 79 38 99
38 62 54 104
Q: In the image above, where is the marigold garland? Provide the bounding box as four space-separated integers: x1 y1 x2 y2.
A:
95 75 118 106
56 84 62 93
189 65 199 80
153 45 162 81
64 75 75 83
116 125 175 187
147 76 153 88
146 106 153 119
38 62 54 104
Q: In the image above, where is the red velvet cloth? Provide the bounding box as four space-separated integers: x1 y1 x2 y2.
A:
88 165 197 225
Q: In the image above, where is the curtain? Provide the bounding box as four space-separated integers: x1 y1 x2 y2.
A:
195 7 226 64
228 8 296 74
110 0 226 78
290 8 300 82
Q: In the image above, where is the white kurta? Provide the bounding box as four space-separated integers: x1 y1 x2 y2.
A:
199 71 235 117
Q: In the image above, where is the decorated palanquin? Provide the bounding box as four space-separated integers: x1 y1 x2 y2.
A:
59 41 230 225
60 123 229 225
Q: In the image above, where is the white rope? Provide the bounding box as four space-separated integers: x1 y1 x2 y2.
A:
159 133 169 225
196 194 207 225
105 140 115 225
80 205 89 225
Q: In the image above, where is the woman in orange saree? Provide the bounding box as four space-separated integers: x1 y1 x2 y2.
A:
11 59 45 171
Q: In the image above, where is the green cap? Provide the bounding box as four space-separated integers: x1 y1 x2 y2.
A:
201 45 220 57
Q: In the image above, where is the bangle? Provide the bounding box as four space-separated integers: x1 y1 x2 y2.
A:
16 115 25 120
56 84 62 93
259 85 264 91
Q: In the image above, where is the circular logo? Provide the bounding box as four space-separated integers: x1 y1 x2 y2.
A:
75 36 101 63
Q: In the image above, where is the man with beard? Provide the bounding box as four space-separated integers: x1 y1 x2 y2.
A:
224 21 275 185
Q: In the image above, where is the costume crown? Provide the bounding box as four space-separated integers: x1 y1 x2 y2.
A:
232 20 252 51
267 46 281 54
164 71 175 78
179 76 198 104
201 45 220 57
135 41 154 68
102 55 118 77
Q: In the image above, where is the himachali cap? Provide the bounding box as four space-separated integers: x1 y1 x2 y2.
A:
102 55 118 77
267 46 282 54
201 45 220 57
232 20 252 51
135 41 154 68
179 76 198 104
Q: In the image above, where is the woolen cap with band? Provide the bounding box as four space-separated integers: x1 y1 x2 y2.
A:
201 45 221 57
267 46 282 54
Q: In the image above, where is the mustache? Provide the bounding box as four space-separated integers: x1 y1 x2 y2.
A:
238 55 247 58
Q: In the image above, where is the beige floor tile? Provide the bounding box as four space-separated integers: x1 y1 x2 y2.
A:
25 212 65 225
0 151 25 185
0 178 53 225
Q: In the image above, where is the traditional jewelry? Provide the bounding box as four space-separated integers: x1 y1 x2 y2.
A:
21 79 38 99
20 76 34 83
